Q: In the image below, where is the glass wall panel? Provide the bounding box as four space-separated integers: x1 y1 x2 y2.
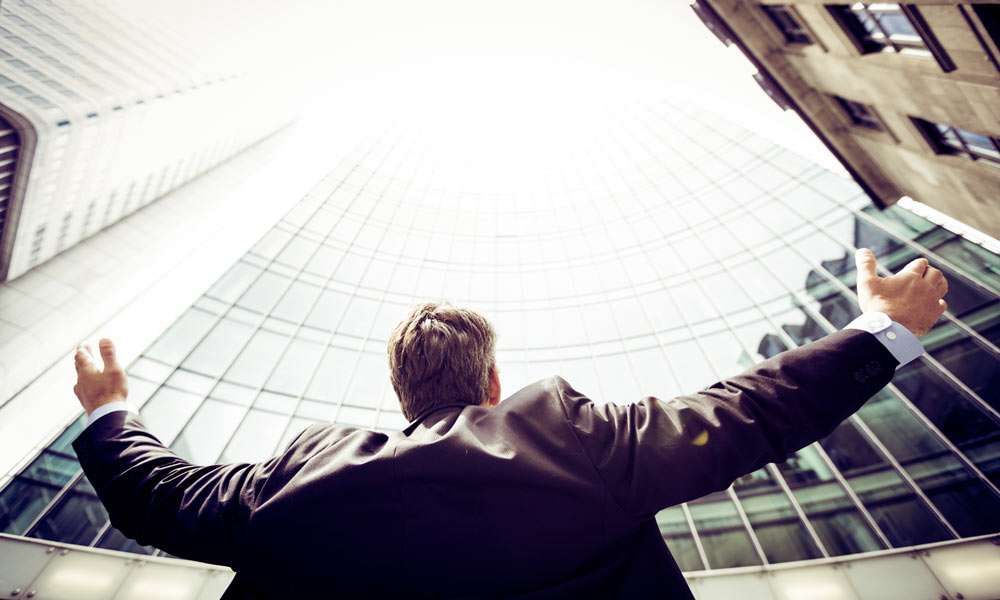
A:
731 468 824 562
687 491 762 568
0 418 85 534
28 477 107 545
891 359 1000 486
219 409 290 463
819 421 952 546
4 98 996 572
170 399 247 464
776 446 885 556
96 527 154 555
654 506 704 572
857 391 1000 536
145 309 218 365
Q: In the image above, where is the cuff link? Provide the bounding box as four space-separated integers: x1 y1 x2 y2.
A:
864 312 892 333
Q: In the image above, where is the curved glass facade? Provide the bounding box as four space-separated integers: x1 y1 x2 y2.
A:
1 99 997 569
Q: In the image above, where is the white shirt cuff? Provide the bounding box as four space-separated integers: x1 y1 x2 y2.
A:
845 312 924 369
86 400 133 428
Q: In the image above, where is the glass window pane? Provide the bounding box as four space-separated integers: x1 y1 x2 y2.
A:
238 271 292 314
266 337 326 397
0 418 86 534
339 295 380 338
0 455 80 535
892 358 1000 486
206 261 261 303
924 323 998 413
777 446 885 555
655 506 704 571
857 390 1000 536
271 281 322 324
139 386 203 445
145 309 217 365
170 399 247 464
732 469 823 562
182 317 255 377
306 345 358 403
956 129 999 156
220 409 290 463
345 352 388 408
931 236 1000 292
227 328 290 388
874 11 917 37
662 340 714 391
698 330 750 379
688 491 762 568
28 477 107 545
820 421 951 546
305 289 350 331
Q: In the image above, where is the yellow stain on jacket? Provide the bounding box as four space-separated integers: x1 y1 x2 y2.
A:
692 430 709 446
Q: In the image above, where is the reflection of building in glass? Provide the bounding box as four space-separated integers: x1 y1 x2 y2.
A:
0 96 997 576
0 1 313 280
692 0 1000 239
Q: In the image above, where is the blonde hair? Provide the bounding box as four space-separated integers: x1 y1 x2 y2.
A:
387 303 496 421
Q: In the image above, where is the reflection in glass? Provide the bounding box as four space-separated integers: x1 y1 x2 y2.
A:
688 491 761 568
171 399 247 464
654 506 704 572
731 468 823 562
892 359 1000 486
776 446 884 555
96 526 154 554
820 421 951 546
28 477 107 545
0 419 85 534
857 391 1000 536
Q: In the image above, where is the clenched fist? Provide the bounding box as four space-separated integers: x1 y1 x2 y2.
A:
74 338 129 414
854 248 948 336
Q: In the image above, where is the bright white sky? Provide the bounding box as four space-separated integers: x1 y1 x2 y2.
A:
118 0 843 173
291 0 842 172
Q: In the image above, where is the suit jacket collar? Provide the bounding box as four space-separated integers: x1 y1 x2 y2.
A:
403 403 473 435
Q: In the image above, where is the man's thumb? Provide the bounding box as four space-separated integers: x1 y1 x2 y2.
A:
855 248 879 287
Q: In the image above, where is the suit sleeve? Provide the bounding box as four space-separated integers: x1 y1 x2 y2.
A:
72 413 318 566
557 329 899 517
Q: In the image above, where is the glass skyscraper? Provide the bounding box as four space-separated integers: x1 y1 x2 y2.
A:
1 96 997 575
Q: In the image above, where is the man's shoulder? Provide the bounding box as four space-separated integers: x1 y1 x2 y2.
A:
493 375 588 419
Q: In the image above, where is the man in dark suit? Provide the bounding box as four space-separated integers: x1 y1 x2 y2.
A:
71 249 948 598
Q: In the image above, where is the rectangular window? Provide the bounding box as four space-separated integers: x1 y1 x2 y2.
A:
912 118 1000 165
761 5 812 44
833 95 883 130
828 3 955 71
972 5 1000 49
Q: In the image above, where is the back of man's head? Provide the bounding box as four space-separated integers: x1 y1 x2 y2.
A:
388 303 497 421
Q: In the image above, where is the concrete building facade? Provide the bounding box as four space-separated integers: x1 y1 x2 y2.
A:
0 0 319 281
693 0 1000 238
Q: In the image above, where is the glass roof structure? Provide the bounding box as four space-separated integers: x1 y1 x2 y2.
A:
1 95 997 571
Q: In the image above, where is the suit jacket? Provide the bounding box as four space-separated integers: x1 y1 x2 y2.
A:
73 329 898 598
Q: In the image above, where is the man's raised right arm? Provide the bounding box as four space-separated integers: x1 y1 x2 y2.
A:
558 249 948 517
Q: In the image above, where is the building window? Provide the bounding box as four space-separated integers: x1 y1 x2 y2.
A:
833 96 882 130
762 5 812 44
969 5 1000 73
913 118 1000 165
828 3 955 71
972 5 1000 48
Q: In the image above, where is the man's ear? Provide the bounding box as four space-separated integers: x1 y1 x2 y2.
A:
486 366 501 408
